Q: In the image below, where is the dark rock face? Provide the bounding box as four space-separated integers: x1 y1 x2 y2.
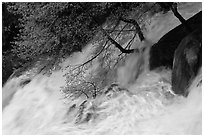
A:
172 28 202 96
149 11 202 70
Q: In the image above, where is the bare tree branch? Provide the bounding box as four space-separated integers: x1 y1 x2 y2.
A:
78 90 90 99
83 81 97 98
170 3 192 32
102 23 129 65
69 40 109 73
78 3 136 54
109 18 121 34
120 17 145 41
71 21 129 71
101 27 135 53
104 29 136 33
118 31 138 57
137 3 157 19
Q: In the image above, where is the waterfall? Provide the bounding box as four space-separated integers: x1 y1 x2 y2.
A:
2 4 202 134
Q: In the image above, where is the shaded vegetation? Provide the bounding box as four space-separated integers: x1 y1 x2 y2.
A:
3 2 196 92
5 2 168 61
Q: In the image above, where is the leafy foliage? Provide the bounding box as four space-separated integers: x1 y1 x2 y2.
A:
2 3 21 52
2 3 23 85
8 2 164 61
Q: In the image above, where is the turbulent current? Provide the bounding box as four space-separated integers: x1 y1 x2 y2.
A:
2 4 202 135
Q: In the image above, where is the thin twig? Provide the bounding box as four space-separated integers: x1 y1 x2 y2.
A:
104 29 136 32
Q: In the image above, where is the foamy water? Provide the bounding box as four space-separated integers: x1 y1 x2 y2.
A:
2 64 202 134
2 3 202 135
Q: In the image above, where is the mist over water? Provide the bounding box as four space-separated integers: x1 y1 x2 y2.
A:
117 40 152 87
2 4 202 134
2 38 202 134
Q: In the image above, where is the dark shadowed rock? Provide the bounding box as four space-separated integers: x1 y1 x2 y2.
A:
172 28 202 96
149 11 202 70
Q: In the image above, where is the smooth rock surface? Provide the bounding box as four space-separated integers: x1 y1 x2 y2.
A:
171 28 201 96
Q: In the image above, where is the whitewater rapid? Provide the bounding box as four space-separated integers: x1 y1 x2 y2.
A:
2 63 202 134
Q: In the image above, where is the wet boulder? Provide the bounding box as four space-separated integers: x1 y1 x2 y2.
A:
149 11 202 70
171 28 202 96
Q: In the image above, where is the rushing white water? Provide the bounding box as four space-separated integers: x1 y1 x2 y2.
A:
2 3 202 135
2 57 202 134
